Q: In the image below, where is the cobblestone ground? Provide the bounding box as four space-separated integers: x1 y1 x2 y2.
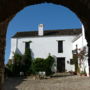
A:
4 75 90 90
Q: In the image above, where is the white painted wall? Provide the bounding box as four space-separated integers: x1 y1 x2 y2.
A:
73 24 87 50
73 35 87 50
9 35 76 72
72 26 89 76
9 38 17 59
72 35 89 76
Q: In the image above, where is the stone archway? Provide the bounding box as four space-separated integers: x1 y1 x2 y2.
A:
0 0 90 90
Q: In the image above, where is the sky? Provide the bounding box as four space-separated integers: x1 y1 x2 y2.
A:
5 3 81 64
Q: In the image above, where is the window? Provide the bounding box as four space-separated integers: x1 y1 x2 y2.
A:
25 42 30 49
58 41 63 53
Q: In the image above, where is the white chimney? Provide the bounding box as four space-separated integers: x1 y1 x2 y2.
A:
38 24 44 36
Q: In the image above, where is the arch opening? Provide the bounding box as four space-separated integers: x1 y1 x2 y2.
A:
0 1 90 90
5 3 89 77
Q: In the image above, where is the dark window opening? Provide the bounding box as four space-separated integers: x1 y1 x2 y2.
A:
58 41 63 53
25 42 30 49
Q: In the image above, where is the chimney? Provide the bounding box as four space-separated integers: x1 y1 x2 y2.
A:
38 24 44 36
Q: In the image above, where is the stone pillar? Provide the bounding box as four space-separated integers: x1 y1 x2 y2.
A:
0 17 12 90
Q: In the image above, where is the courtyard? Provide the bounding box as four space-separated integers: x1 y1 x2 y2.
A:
4 74 90 90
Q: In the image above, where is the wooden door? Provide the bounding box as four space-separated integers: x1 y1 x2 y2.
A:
57 57 65 72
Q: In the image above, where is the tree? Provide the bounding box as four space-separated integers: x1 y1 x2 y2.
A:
12 53 22 76
21 48 32 75
44 55 54 75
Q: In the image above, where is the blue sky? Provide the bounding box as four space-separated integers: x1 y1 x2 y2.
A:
5 3 81 64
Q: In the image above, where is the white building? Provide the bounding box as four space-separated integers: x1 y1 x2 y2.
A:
72 25 89 76
9 24 88 74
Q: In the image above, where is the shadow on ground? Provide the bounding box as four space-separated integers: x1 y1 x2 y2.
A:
4 77 25 90
3 73 75 90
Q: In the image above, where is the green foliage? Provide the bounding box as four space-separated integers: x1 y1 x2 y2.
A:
44 55 54 75
6 59 13 72
6 54 22 76
32 55 54 76
12 53 22 76
21 48 32 75
6 48 54 77
80 67 86 75
72 54 78 74
13 53 22 64
70 59 74 65
6 63 13 74
32 58 45 74
5 66 13 77
6 48 32 76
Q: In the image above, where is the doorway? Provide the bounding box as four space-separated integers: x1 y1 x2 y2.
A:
57 57 65 72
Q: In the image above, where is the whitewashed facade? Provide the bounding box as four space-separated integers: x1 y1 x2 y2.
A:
72 25 89 76
9 24 88 73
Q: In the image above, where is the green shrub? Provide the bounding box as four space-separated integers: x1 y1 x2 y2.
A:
6 48 33 76
13 53 22 64
32 55 54 76
44 55 54 75
12 53 22 76
6 59 13 72
5 64 13 77
32 58 45 74
6 54 22 76
21 48 32 75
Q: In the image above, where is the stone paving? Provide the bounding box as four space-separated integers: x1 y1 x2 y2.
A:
4 75 90 90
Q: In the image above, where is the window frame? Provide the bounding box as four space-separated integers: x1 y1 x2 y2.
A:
57 40 63 53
